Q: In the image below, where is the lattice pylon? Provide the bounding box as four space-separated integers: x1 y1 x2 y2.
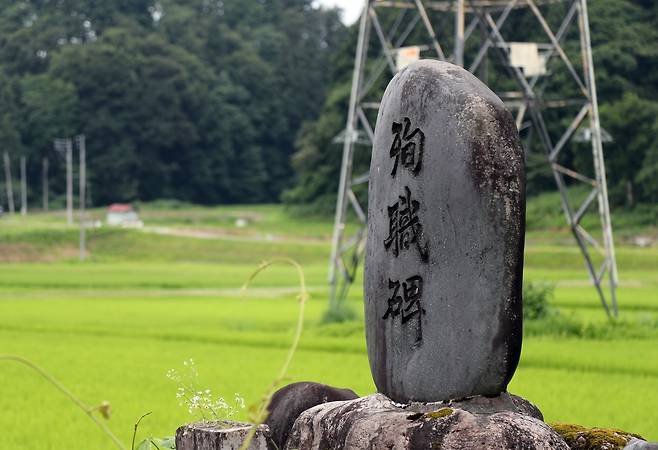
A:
328 0 619 319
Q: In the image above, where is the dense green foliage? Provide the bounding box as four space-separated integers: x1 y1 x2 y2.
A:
285 0 658 212
0 0 345 205
1 1 656 212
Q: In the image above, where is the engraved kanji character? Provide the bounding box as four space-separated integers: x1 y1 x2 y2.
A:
382 274 425 344
383 186 429 262
401 275 423 324
383 279 402 320
389 117 425 178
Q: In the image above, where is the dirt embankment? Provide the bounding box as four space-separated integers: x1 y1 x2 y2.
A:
0 243 78 262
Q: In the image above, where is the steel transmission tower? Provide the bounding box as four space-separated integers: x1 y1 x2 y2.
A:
329 0 619 318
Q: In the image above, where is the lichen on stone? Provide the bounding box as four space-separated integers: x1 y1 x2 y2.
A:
550 423 644 450
425 407 454 420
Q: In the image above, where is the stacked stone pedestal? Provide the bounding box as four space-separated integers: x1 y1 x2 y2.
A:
175 388 655 450
285 393 566 450
175 390 559 450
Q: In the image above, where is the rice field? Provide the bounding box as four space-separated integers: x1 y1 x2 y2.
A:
0 204 656 449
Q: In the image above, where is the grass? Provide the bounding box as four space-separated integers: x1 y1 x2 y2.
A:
0 197 657 448
525 187 658 238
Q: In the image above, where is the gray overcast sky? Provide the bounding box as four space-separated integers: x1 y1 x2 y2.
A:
315 0 363 25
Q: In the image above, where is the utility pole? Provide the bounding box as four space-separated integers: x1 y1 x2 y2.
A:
20 156 26 215
3 151 14 214
328 4 371 309
42 157 49 212
66 138 73 225
454 0 465 67
77 135 86 261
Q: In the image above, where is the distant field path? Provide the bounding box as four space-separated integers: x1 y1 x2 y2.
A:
141 225 327 244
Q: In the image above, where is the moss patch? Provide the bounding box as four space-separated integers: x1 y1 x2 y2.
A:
551 423 644 450
425 407 454 420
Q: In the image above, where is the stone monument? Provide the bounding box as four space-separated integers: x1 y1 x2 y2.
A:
364 59 525 403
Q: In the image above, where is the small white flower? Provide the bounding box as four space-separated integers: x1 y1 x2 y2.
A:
169 359 246 421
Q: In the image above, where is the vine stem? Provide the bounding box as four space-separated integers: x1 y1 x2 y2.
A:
0 355 127 450
132 412 152 450
238 258 309 450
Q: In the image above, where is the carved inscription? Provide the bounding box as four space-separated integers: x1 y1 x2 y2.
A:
383 275 424 344
389 117 424 178
382 118 429 345
383 186 429 262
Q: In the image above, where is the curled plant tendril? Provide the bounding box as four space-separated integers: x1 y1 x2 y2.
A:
238 258 310 450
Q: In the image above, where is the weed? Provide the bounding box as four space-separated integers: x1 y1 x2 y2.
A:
167 358 245 421
523 281 555 321
321 303 358 324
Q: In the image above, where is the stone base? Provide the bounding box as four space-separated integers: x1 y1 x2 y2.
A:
285 393 567 450
175 421 272 450
174 389 658 450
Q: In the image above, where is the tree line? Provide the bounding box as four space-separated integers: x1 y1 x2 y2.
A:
1 1 656 213
0 0 344 206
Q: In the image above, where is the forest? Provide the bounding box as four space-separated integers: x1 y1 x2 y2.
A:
0 0 345 205
0 0 657 211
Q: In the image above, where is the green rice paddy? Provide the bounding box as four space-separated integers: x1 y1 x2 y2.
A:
0 203 656 449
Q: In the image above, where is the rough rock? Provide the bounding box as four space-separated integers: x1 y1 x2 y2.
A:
285 393 566 450
407 391 543 420
264 381 358 449
365 59 525 403
175 421 272 450
625 439 658 450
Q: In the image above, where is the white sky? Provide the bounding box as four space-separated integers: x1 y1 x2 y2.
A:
315 0 363 25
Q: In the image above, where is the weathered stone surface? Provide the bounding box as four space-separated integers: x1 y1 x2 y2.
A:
407 391 543 421
265 381 359 449
284 393 566 450
625 439 658 450
176 421 272 450
365 59 525 403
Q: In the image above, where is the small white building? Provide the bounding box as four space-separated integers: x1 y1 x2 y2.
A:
106 203 142 227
